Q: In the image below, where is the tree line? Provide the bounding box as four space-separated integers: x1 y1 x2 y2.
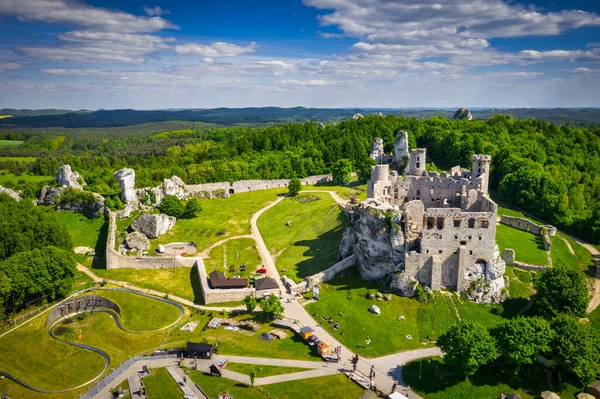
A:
1 114 600 243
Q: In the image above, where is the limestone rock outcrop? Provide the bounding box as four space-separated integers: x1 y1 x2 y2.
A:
57 193 105 219
369 138 384 162
114 168 137 203
340 199 405 280
393 131 409 166
38 186 65 205
55 165 85 190
390 273 418 297
375 112 385 117
352 113 364 120
462 246 507 303
317 122 325 130
125 231 150 251
453 108 473 120
0 185 21 201
131 213 176 239
162 176 188 199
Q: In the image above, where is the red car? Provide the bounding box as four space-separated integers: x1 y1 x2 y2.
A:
255 267 267 274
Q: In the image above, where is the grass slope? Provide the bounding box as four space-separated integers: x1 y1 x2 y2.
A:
143 367 183 399
51 210 108 250
496 224 548 265
259 195 348 282
225 362 310 378
204 237 262 280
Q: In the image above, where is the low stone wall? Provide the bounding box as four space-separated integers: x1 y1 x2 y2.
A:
194 258 279 304
512 261 548 272
186 174 332 196
305 254 357 288
500 215 557 236
106 212 196 270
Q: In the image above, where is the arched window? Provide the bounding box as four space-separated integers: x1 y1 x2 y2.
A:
426 217 435 229
436 217 444 229
468 218 476 228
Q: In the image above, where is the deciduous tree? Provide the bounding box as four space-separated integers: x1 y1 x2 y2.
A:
533 267 589 318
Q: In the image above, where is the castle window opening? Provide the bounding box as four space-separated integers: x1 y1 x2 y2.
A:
468 218 476 228
478 236 482 240
426 217 435 229
438 250 443 254
436 217 444 229
439 235 443 240
416 189 420 196
404 197 408 202
394 188 399 199
454 218 461 227
469 250 473 255
468 235 472 240
229 189 234 194
454 235 458 240
460 240 467 245
481 220 489 229
426 249 430 254
416 162 420 168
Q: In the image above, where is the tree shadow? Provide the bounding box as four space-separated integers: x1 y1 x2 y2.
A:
501 297 530 319
190 264 204 305
91 216 109 270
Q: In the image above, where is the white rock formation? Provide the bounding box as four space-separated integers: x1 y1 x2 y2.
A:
463 246 507 303
131 213 176 239
55 165 85 190
369 138 384 162
0 185 21 201
390 273 418 297
114 168 137 203
453 108 473 120
125 231 150 251
369 305 381 315
352 113 364 120
162 176 188 199
393 131 410 166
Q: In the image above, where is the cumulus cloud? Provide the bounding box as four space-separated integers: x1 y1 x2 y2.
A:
174 42 258 57
143 6 169 17
0 0 178 33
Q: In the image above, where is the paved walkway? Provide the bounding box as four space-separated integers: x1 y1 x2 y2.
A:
167 366 197 399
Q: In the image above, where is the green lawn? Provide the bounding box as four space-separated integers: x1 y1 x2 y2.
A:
50 209 108 251
303 177 368 201
204 237 262 280
188 371 364 399
496 224 548 265
403 357 579 399
94 290 182 331
143 367 183 399
589 305 600 331
258 195 348 282
0 156 36 162
0 140 23 148
226 362 310 378
165 312 321 361
150 188 287 253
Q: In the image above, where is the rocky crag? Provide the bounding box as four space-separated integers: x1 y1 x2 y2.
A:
131 213 176 239
55 165 85 190
0 185 21 201
453 108 473 120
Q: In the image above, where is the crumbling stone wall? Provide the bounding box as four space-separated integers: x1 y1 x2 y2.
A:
500 215 557 236
305 254 356 288
187 174 332 196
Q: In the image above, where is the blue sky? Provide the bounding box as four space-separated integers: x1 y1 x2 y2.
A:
0 0 599 109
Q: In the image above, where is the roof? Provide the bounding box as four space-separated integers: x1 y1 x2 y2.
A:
128 374 141 394
187 342 213 353
255 277 279 290
300 326 314 334
389 393 409 399
209 270 248 289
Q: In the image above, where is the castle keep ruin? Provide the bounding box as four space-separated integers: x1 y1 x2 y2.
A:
340 132 506 303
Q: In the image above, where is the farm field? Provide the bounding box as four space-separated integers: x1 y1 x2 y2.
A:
402 357 578 399
0 171 53 185
188 371 364 399
0 156 36 162
0 139 22 148
259 194 348 282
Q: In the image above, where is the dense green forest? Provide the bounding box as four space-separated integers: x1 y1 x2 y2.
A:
1 114 600 244
2 107 600 128
0 195 75 318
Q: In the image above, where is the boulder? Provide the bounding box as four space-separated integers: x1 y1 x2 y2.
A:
453 108 473 120
369 138 384 161
132 213 176 239
0 185 21 201
368 305 381 315
55 165 85 190
390 273 418 297
162 176 188 199
125 231 150 251
114 168 137 203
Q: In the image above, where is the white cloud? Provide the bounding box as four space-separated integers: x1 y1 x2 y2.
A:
0 62 23 72
174 42 258 57
0 0 178 33
280 79 333 86
143 6 169 17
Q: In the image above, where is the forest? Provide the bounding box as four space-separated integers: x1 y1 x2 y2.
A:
1 114 600 244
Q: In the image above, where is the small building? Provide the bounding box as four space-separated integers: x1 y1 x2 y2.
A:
209 270 248 289
300 326 314 340
255 277 279 291
587 380 600 399
186 342 214 359
317 341 331 356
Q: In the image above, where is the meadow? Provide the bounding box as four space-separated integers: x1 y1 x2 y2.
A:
203 237 262 279
0 140 22 148
495 223 548 265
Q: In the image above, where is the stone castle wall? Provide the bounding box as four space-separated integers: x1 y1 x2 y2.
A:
305 254 356 288
105 212 195 270
187 174 332 195
500 215 557 236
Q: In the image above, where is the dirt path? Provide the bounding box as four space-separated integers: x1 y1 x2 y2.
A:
301 189 349 206
560 234 600 313
561 236 576 255
199 234 254 258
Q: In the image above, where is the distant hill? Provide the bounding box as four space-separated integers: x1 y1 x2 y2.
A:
0 107 598 128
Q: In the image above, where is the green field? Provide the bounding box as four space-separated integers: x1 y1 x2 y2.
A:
165 312 320 361
403 357 578 399
150 188 287 253
50 209 108 250
143 367 183 399
0 156 36 162
303 177 368 201
204 237 262 280
496 224 548 265
188 371 364 399
589 305 600 330
0 171 53 185
0 140 23 148
259 195 348 282
226 362 310 378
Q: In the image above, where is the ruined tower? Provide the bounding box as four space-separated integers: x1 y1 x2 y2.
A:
471 154 491 193
367 164 391 199
408 148 426 176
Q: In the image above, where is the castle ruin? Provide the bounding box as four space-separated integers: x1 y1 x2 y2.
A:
340 132 506 302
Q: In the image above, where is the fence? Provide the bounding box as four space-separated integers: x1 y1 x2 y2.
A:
80 354 178 399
